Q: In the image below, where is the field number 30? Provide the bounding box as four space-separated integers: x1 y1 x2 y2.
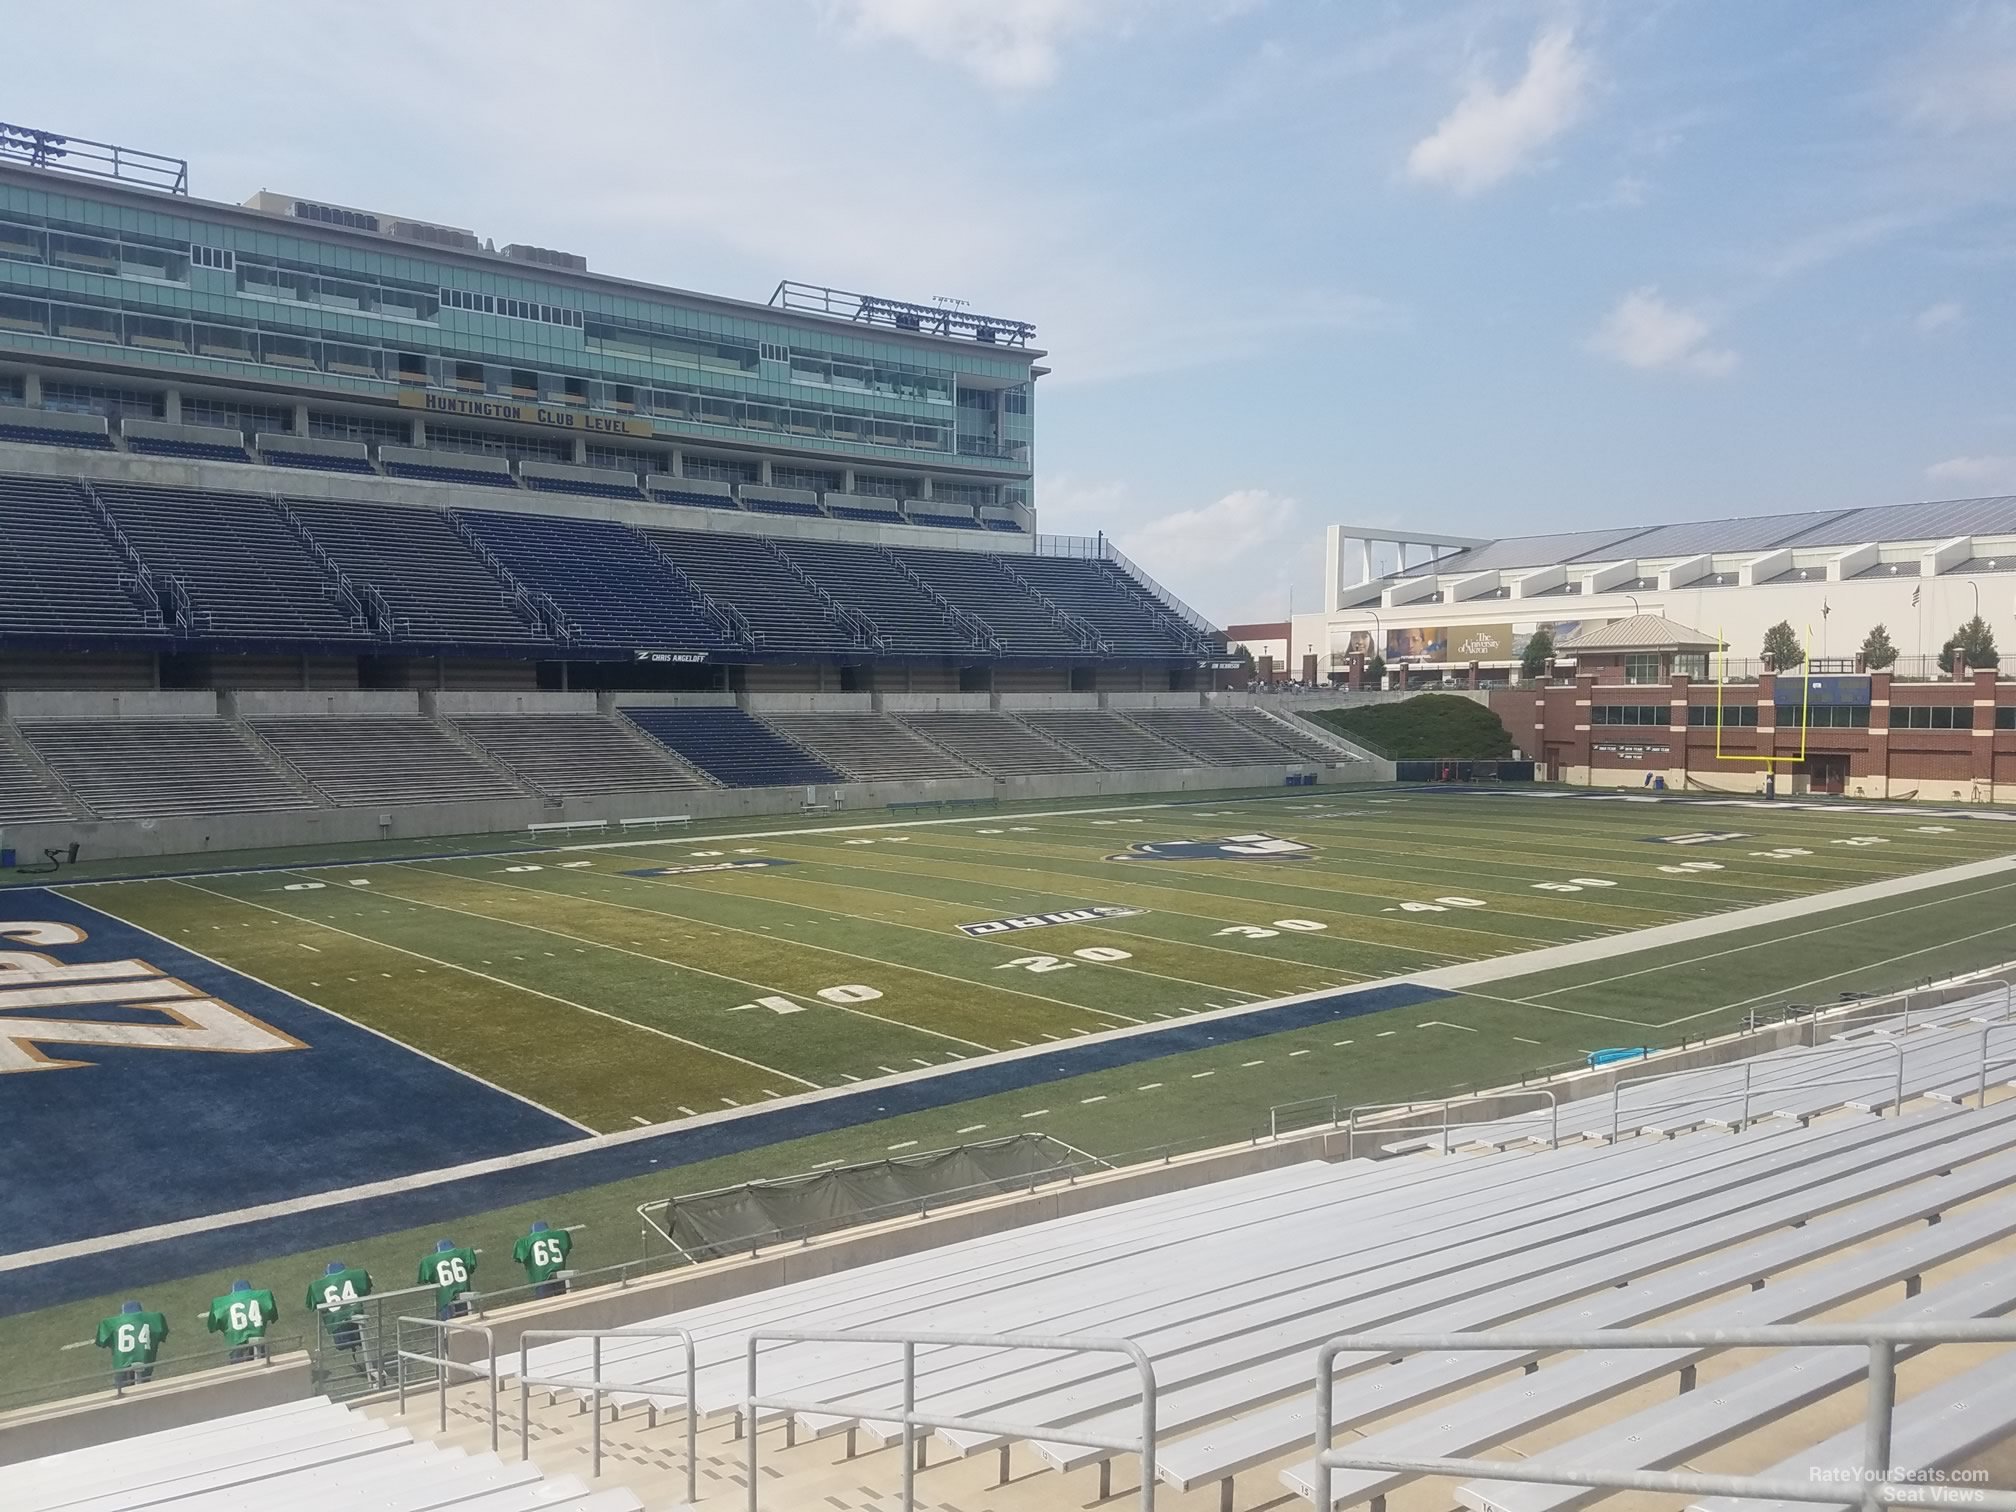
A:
1216 919 1332 938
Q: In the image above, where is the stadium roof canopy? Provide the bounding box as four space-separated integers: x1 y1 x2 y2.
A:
1398 494 2016 576
1558 614 1722 653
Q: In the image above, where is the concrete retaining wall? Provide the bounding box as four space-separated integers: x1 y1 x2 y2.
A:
1101 691 1204 710
874 692 992 713
1 690 219 720
742 693 876 714
229 690 422 717
426 690 601 716
994 692 1102 712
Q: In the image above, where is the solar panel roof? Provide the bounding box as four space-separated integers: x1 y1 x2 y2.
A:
1777 496 2016 547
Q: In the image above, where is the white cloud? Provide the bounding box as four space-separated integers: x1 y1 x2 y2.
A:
1914 300 1964 334
832 0 1125 90
1117 487 1302 581
1926 455 2016 493
1889 7 2016 135
1586 287 1739 378
1406 28 1593 195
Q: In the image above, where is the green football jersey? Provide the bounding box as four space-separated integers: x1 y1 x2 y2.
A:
417 1246 478 1307
207 1289 278 1346
513 1228 573 1283
95 1311 167 1369
306 1266 373 1325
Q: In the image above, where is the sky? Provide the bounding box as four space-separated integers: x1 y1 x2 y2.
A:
7 1 2016 626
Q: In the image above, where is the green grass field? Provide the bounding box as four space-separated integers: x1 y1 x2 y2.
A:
8 784 2016 1403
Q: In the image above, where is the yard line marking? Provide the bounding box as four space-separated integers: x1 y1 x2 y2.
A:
1137 1082 1163 1091
1377 1030 1398 1037
630 1116 651 1127
676 1106 698 1117
1515 1036 1542 1045
1021 1109 1050 1119
1241 1059 1265 1067
1191 1070 1215 1078
163 879 818 1093
1290 1049 1311 1057
720 1096 740 1107
82 884 597 1134
296 942 319 953
1080 1095 1107 1104
375 866 997 1053
887 1140 918 1151
424 863 1114 1038
957 1124 987 1134
1419 1020 1478 1033
812 1159 844 1169
877 1065 902 1076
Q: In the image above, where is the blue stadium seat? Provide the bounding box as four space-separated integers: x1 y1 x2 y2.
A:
741 495 826 519
772 538 981 653
92 481 374 641
0 474 164 638
829 505 903 524
894 546 1087 655
910 512 984 530
647 488 741 510
525 476 645 502
287 498 548 646
262 451 379 475
0 422 114 450
621 705 840 787
456 509 731 650
1012 555 1201 655
384 460 520 488
982 517 1025 533
124 437 251 464
643 528 863 653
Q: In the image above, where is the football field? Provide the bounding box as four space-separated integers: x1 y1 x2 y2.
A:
46 787 2016 1131
7 784 2016 1397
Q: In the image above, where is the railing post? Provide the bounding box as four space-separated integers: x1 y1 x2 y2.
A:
901 1340 917 1512
1441 1099 1451 1156
1548 1092 1559 1150
396 1313 408 1416
686 1331 700 1509
591 1335 603 1480
1138 1346 1158 1512
1861 1339 1895 1512
1741 1061 1753 1132
1981 1024 1993 1110
1894 1040 1905 1116
1312 1344 1336 1512
519 1341 530 1463
745 1336 760 1512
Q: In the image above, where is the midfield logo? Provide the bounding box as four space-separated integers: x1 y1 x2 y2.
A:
0 919 304 1075
957 906 1147 937
622 859 798 877
1108 833 1314 863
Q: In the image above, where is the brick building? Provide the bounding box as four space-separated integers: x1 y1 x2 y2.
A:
1487 615 2016 800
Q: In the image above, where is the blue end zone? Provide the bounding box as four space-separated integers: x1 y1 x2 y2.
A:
1 977 1450 1313
0 889 582 1266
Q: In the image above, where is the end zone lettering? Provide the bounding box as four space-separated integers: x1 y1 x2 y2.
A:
958 906 1146 937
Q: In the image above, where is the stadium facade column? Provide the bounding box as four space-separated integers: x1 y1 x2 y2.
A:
161 388 180 423
1573 671 1595 785
1346 653 1363 692
1756 670 1778 792
1466 660 1480 690
293 403 310 436
570 436 587 464
1669 673 1691 789
20 370 38 406
1869 670 1892 797
1972 667 1997 791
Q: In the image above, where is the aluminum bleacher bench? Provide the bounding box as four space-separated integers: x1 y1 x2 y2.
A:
1273 1113 2016 1507
1149 1104 2016 1498
1455 1260 2016 1512
527 819 607 838
1687 1351 2016 1512
921 1107 2012 1471
617 813 691 831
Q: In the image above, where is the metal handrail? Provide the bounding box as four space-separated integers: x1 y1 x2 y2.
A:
1323 1089 1561 1154
396 1315 497 1453
516 1326 697 1502
745 1327 1157 1512
1613 1047 1908 1141
1308 1320 2016 1512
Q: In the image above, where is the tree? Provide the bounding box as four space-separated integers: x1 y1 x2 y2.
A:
1938 615 2000 674
1365 653 1387 687
1520 627 1556 681
1761 620 1804 671
1857 623 1899 671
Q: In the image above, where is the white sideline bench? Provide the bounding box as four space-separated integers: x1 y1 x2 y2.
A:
617 813 690 831
1456 1259 2016 1512
1276 1135 2016 1507
527 819 607 838
1688 1350 2016 1512
1159 1105 2016 1496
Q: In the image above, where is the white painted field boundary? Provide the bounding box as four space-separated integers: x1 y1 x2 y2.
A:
10 849 2015 1279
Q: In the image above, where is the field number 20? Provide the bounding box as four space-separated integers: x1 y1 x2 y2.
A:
996 947 1134 973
